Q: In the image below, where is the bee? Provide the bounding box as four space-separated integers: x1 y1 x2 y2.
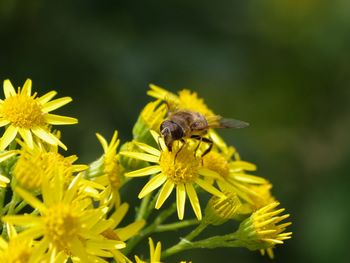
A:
160 109 249 155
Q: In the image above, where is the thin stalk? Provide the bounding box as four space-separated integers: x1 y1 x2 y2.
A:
155 219 199 232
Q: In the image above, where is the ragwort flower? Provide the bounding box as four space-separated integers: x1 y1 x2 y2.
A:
121 130 224 220
2 171 126 262
236 202 292 258
0 79 77 150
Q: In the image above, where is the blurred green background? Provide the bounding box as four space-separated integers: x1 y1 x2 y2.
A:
1 0 350 262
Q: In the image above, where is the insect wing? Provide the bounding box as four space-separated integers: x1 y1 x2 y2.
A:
207 115 249 129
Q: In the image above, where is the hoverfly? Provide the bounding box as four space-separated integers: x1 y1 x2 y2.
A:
160 108 249 156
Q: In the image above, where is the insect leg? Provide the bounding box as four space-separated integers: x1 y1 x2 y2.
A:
174 139 186 164
190 135 213 157
200 137 213 157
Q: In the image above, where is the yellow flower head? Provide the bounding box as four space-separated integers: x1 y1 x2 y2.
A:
148 84 214 117
204 191 241 226
236 202 292 257
0 224 35 263
0 79 78 151
2 171 126 262
202 133 270 207
13 140 87 190
135 238 162 263
87 131 124 208
121 130 224 220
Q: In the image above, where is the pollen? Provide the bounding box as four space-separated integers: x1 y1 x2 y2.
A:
203 151 230 178
1 94 44 128
159 144 200 184
44 203 80 250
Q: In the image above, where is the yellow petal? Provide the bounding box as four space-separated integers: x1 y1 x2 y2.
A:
135 141 161 156
41 97 72 113
198 167 221 179
116 220 146 241
125 165 161 178
185 183 202 220
110 203 129 229
2 214 41 226
18 128 33 148
3 79 16 98
0 125 18 150
31 127 67 150
15 187 47 212
232 173 267 184
22 79 32 96
44 114 78 125
0 174 10 184
176 183 186 220
195 178 225 198
37 91 57 104
120 151 159 163
155 180 174 209
96 133 108 152
138 173 167 198
0 150 18 162
0 119 10 127
0 237 7 249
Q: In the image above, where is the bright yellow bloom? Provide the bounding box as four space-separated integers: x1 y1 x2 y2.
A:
13 140 87 190
121 130 224 220
148 84 214 117
88 131 124 208
135 238 162 263
2 171 126 262
202 133 270 208
236 202 292 258
0 79 77 150
0 223 36 263
204 191 241 226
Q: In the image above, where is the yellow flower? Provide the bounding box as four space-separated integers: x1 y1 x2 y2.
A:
147 84 214 117
135 238 162 263
204 191 241 226
0 79 77 150
13 140 87 190
236 202 292 257
121 130 224 220
102 202 145 263
202 134 270 207
88 131 124 208
0 223 36 263
2 171 126 262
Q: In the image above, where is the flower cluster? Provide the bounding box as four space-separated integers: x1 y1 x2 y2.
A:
0 79 292 262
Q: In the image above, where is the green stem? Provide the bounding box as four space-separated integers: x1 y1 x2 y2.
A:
0 187 6 212
182 222 208 242
14 200 27 214
162 233 239 259
136 192 151 221
154 219 199 232
7 192 20 215
124 203 177 256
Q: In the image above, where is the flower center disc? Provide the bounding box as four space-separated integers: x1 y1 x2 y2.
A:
2 95 44 128
44 203 80 250
160 144 200 184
